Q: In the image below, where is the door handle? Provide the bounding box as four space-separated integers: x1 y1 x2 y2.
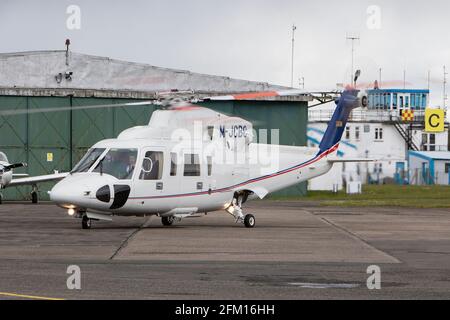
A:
156 182 163 190
196 182 203 190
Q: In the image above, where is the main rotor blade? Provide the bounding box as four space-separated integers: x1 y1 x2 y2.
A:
203 89 309 101
0 101 154 117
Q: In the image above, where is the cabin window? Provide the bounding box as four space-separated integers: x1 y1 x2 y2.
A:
93 148 137 180
139 151 163 180
170 153 177 176
207 126 214 140
184 154 200 176
207 156 212 176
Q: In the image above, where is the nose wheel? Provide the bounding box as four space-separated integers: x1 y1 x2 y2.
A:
161 216 175 226
81 215 92 229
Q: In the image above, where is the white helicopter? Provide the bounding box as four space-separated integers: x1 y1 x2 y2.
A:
0 151 67 204
43 76 370 229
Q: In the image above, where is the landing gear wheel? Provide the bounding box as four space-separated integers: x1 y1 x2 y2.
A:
82 215 92 229
161 216 174 226
31 192 38 204
244 214 255 228
0 193 3 205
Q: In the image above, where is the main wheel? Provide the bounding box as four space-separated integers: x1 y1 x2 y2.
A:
244 214 255 228
82 215 92 229
161 216 174 226
31 192 38 204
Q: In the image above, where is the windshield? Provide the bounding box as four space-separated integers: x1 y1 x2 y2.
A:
72 148 106 173
93 148 137 180
0 152 7 162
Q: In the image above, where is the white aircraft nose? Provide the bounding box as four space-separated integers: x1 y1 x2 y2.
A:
50 176 92 207
50 173 130 211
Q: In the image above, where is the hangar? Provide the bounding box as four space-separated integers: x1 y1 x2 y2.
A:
0 50 311 200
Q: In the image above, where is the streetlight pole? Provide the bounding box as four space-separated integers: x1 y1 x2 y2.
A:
379 68 382 88
346 36 360 86
291 24 297 87
444 65 448 109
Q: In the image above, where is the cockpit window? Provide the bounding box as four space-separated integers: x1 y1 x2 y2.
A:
0 152 7 162
72 148 106 173
93 148 137 180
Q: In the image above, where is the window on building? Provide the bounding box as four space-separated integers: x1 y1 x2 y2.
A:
184 154 200 176
405 96 409 108
430 134 436 144
364 125 370 133
345 126 350 140
400 96 404 108
375 127 383 141
411 94 416 110
139 151 163 180
369 94 374 108
422 94 427 108
422 133 436 151
393 93 398 109
355 126 360 140
445 163 450 174
170 153 177 176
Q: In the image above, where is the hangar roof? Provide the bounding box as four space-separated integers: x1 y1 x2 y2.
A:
0 50 310 101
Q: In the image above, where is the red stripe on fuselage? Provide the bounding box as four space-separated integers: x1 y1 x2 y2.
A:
129 143 339 200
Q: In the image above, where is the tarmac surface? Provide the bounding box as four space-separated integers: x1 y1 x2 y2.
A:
0 200 450 299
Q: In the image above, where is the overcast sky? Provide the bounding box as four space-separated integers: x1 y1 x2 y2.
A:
1 0 449 106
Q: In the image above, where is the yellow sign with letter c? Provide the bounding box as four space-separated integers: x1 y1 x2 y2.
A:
425 109 445 132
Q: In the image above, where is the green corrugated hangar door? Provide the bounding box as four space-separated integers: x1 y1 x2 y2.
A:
71 98 154 165
0 96 28 200
0 96 71 200
0 96 154 200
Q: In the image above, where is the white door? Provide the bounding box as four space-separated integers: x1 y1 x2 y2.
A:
132 147 180 212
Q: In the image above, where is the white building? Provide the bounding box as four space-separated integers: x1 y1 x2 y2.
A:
308 89 449 190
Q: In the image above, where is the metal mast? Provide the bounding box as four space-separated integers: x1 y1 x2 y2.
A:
346 36 359 86
291 25 297 87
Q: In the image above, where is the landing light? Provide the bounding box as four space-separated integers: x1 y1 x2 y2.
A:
68 208 76 216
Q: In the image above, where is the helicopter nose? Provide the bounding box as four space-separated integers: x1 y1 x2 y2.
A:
50 177 93 207
50 174 131 210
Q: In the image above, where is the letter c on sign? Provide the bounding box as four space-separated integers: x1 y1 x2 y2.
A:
429 114 439 128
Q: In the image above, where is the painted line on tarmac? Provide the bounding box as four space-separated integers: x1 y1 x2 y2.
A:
288 282 360 289
0 291 64 300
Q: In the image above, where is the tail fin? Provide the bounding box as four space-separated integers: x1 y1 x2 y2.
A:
318 89 360 154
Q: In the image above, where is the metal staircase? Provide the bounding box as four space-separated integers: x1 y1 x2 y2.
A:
393 121 420 151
